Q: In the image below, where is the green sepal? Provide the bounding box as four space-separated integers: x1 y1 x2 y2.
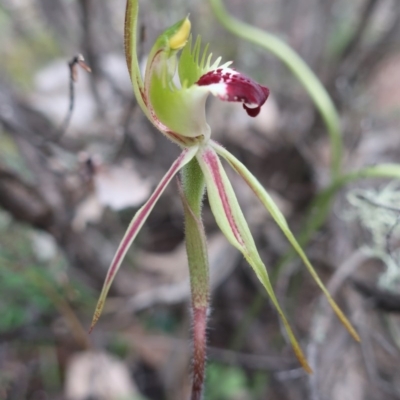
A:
124 0 149 118
212 140 360 343
196 146 312 373
145 16 191 90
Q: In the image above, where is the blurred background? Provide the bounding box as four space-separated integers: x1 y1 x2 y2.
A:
0 0 400 399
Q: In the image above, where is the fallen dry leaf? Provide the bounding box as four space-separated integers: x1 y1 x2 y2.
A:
369 53 400 115
94 162 151 211
64 351 143 400
72 161 151 231
72 194 103 231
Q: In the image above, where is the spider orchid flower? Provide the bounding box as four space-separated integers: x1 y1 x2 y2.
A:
91 1 359 395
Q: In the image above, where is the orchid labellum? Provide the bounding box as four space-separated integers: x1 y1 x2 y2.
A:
91 1 359 398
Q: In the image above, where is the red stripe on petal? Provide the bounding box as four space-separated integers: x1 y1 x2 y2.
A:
202 149 244 246
196 68 269 117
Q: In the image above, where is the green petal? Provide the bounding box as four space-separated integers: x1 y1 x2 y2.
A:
212 140 360 343
197 146 312 373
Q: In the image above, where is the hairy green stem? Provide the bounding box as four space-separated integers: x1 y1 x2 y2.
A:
208 0 342 178
180 157 209 400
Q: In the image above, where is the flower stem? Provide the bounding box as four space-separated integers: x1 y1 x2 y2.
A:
180 157 209 400
208 0 342 179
